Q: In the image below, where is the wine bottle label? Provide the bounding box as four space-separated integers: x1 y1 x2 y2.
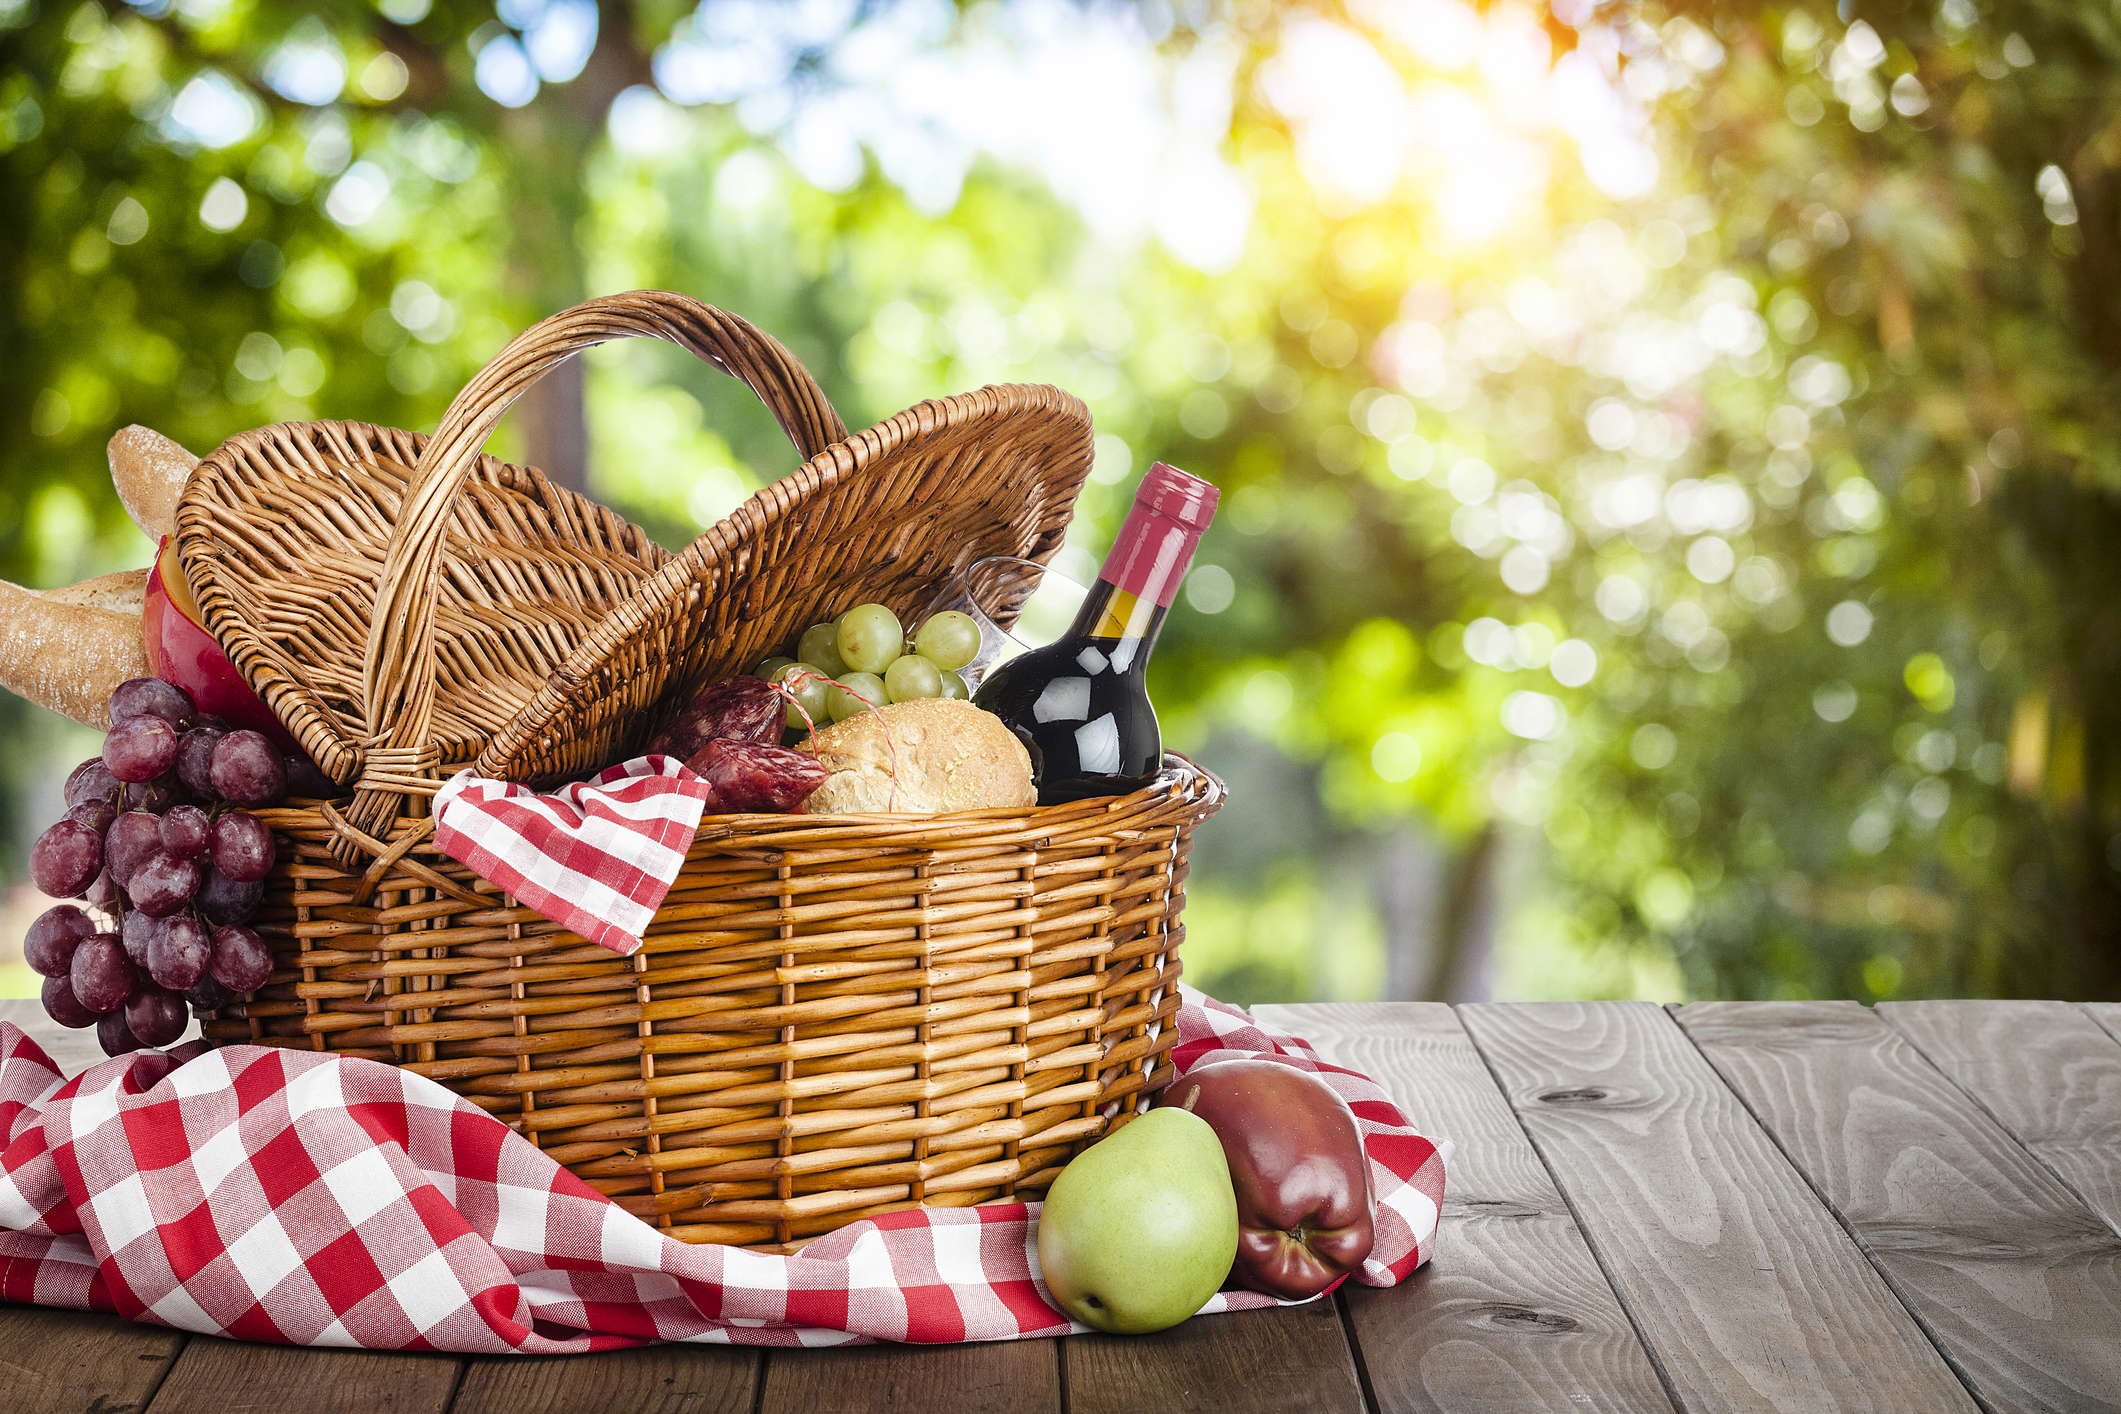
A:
1086 587 1144 640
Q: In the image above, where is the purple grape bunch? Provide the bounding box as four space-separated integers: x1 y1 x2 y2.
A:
21 677 326 1056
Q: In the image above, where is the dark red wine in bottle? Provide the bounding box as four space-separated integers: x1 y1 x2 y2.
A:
975 463 1219 803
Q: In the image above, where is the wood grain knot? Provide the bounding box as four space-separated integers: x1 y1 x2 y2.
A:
1448 1197 1548 1222
1474 1302 1581 1334
1536 1086 1610 1105
1862 1218 2121 1262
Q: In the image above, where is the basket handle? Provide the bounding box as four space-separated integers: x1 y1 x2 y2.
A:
345 291 849 840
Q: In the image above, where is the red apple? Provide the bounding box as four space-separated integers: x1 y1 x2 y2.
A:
143 537 295 748
1158 1059 1376 1300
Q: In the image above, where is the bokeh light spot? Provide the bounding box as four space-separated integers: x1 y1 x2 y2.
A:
1183 564 1236 615
1502 690 1566 740
1549 638 1598 687
1631 723 1678 769
1371 731 1423 782
1636 868 1693 927
198 178 247 232
1813 681 1858 722
1903 653 1955 711
1447 457 1496 504
1826 600 1874 647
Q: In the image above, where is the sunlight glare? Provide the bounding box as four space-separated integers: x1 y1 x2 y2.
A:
1355 0 1481 71
1260 20 1410 204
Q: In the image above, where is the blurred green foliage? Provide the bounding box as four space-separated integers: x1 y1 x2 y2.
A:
1 0 2116 1005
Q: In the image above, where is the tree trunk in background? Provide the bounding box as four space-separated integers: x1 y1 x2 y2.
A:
498 1 651 496
1427 821 1502 1002
1376 821 1502 1001
1375 828 1440 1000
517 357 588 494
1442 822 1510 1000
501 130 590 493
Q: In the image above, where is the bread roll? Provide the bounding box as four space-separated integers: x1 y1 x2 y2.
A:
801 697 1035 814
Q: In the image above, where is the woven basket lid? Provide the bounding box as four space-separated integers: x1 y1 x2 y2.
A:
179 292 1092 848
478 379 1092 786
177 419 674 790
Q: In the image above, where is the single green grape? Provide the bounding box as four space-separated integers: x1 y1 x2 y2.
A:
914 610 981 671
777 664 834 729
884 654 943 702
797 623 847 677
837 603 904 675
755 655 794 682
937 669 969 701
829 672 886 722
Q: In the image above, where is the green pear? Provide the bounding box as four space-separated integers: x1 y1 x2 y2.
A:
1036 1106 1239 1334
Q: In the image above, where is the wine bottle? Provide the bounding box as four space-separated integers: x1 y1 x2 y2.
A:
975 462 1219 803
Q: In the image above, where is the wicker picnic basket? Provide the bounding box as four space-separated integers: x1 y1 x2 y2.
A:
175 291 1224 1249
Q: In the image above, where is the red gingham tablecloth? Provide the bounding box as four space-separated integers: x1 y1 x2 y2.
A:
0 988 1446 1351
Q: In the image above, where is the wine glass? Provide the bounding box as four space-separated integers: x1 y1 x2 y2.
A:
922 555 1090 693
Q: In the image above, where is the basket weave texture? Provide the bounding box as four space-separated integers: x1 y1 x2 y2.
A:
177 291 1225 1248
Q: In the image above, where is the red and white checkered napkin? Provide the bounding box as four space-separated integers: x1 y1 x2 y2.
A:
431 756 710 957
0 988 1445 1352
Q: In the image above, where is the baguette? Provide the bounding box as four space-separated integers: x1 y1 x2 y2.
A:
40 567 147 615
107 425 197 543
0 578 151 727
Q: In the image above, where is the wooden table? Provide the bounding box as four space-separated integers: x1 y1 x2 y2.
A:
6 999 2121 1413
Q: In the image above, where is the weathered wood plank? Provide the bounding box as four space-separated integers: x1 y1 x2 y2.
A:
1678 1000 2121 1414
1062 1299 1363 1414
2086 1002 2121 1049
1260 1001 1672 1413
145 1338 461 1414
0 1306 186 1413
1882 999 2121 1233
1460 1000 1976 1414
759 1340 1054 1414
453 1345 758 1414
0 998 198 1073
